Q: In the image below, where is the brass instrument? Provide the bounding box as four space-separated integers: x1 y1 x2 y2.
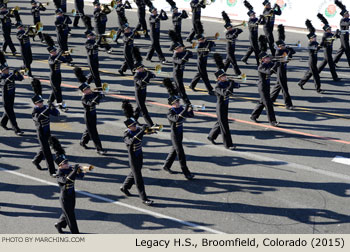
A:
71 9 83 17
39 2 49 6
206 32 220 40
154 65 171 77
184 42 198 49
191 104 206 111
93 83 120 94
19 67 29 75
10 6 20 15
145 124 163 134
101 1 114 14
27 22 43 36
61 49 73 56
101 29 117 41
135 30 147 35
229 73 247 83
232 21 247 28
78 165 94 174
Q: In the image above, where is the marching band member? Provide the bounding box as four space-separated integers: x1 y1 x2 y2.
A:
222 11 243 77
16 24 33 77
0 64 24 136
186 0 206 43
166 0 188 45
298 20 324 93
120 100 154 206
55 8 73 65
250 52 279 126
31 0 46 42
241 0 263 66
74 67 107 156
0 4 17 55
208 53 239 150
31 79 60 177
162 78 195 180
333 0 350 68
172 42 193 105
189 23 215 95
133 47 156 127
73 0 84 28
85 31 102 89
55 156 85 234
93 0 113 54
146 7 168 64
135 0 151 38
261 1 281 56
270 25 295 110
114 0 132 43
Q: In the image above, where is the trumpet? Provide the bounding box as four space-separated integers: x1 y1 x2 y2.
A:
101 2 113 14
145 124 163 134
78 165 94 174
191 104 206 111
184 42 198 49
19 67 29 75
10 6 20 15
153 64 171 77
61 49 73 56
93 83 120 94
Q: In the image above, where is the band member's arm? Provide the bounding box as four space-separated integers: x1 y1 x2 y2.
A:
123 126 147 145
215 82 234 96
179 10 188 19
273 4 282 15
39 5 46 11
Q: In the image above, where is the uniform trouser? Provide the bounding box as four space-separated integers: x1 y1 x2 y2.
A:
208 108 233 148
146 36 165 61
270 73 293 107
33 130 56 174
1 90 19 130
224 53 242 75
190 59 213 92
175 26 183 44
299 62 321 91
173 70 190 104
137 9 148 35
120 55 135 73
263 27 276 56
87 63 101 88
134 89 153 126
187 19 198 42
73 10 85 26
49 77 63 104
2 30 16 53
318 50 339 80
22 50 33 76
163 134 191 176
241 38 260 65
58 196 79 234
251 88 277 123
333 36 350 67
81 119 103 151
123 155 148 201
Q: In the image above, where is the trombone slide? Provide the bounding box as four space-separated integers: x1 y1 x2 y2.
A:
192 104 206 111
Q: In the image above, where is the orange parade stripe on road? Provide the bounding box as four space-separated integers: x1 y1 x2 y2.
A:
34 78 350 145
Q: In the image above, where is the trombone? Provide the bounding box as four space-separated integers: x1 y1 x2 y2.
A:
77 165 94 174
101 1 116 14
101 29 117 41
93 83 120 94
145 124 163 134
26 22 44 37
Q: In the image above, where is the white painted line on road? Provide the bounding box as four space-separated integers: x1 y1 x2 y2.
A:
332 156 350 166
0 167 225 234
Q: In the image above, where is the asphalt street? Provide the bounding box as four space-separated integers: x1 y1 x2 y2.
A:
0 0 349 234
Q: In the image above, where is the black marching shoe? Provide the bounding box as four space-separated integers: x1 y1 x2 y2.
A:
241 58 248 65
15 129 24 136
50 173 57 178
208 90 215 96
32 159 42 170
97 149 107 155
80 142 88 149
1 124 9 130
317 89 325 94
54 223 64 234
163 166 174 174
207 136 217 145
118 69 125 76
270 121 280 127
297 82 304 90
250 116 258 123
120 186 131 196
225 145 236 151
142 199 154 206
185 173 195 180
286 106 295 110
